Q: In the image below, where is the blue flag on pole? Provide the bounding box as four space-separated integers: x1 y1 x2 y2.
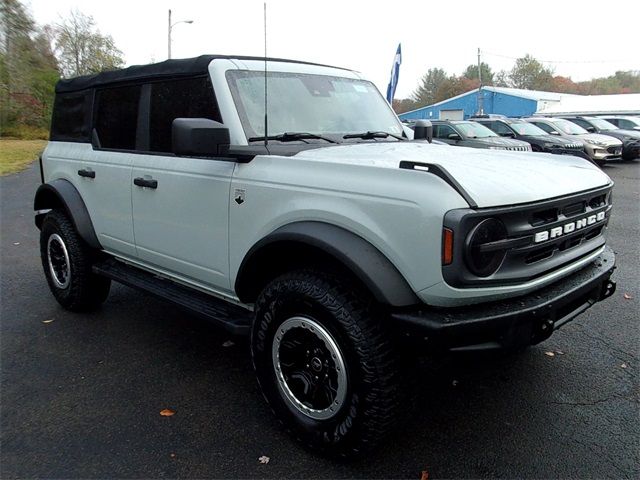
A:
386 43 402 104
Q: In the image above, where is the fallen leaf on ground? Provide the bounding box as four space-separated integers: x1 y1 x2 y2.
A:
451 380 459 387
621 363 627 369
170 453 176 458
544 351 555 357
258 455 270 464
555 350 564 355
420 469 430 480
623 293 632 300
13 242 20 245
222 340 235 347
160 408 175 417
42 319 54 324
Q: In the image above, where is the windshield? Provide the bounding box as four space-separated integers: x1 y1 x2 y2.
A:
226 70 402 141
455 122 498 138
509 121 548 136
588 118 618 131
552 119 588 135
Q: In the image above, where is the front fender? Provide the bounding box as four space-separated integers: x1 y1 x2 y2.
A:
236 221 419 306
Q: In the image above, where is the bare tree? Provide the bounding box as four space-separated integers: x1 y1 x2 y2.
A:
54 10 124 78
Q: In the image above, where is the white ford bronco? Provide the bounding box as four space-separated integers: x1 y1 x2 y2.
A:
35 55 616 456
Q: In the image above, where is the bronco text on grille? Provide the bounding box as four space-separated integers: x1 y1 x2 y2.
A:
442 185 612 287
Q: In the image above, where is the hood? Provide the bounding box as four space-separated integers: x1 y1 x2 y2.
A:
470 136 530 147
613 129 640 140
292 142 611 208
574 133 623 146
599 129 640 141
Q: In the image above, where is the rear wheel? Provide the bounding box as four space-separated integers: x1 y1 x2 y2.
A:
40 210 110 311
251 270 401 457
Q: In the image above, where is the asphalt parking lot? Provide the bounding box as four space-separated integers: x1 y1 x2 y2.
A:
1 161 638 479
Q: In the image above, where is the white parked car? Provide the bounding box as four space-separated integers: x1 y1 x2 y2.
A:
35 55 617 457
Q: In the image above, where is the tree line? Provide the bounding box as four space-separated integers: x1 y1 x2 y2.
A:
0 0 125 138
394 54 640 114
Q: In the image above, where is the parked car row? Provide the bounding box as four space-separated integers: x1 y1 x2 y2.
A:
524 117 623 165
403 114 640 167
555 116 640 161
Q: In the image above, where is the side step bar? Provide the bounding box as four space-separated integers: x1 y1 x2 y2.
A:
93 258 252 335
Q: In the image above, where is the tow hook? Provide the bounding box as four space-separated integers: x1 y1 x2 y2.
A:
600 280 617 300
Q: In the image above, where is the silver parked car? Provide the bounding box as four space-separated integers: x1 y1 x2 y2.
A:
525 117 622 166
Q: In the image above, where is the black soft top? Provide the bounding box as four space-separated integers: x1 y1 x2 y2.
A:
55 54 350 93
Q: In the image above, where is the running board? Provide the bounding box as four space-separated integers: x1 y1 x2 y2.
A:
93 258 252 335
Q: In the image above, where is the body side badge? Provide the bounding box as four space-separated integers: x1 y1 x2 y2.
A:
234 188 246 205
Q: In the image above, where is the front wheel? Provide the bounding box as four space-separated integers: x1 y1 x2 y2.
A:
40 210 110 311
251 270 401 457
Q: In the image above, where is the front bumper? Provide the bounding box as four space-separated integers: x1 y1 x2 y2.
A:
391 246 616 352
589 145 622 161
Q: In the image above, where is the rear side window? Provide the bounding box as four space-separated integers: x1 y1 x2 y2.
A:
569 118 591 130
534 122 555 134
148 77 221 153
490 121 513 136
50 92 91 142
433 125 456 139
94 85 141 150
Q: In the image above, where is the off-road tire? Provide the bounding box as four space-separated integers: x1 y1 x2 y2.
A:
251 269 401 458
40 209 110 311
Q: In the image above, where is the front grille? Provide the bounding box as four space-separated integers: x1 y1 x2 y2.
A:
443 184 613 287
607 146 621 154
563 201 586 217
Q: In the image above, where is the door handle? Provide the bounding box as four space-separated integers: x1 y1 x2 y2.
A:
134 177 158 189
77 169 95 178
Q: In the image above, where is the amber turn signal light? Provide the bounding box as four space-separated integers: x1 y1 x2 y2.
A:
442 228 454 265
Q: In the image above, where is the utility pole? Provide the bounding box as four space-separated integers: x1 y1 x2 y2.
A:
477 47 484 115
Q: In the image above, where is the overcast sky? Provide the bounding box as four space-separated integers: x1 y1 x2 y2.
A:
26 0 639 98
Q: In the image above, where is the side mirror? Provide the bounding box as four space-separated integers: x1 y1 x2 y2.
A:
499 132 516 138
413 120 433 143
586 126 596 133
550 130 560 135
448 133 461 140
172 118 230 156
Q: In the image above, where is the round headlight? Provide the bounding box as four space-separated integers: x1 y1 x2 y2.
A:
465 218 508 277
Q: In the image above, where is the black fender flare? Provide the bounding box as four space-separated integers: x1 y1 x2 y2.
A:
34 179 101 249
236 221 419 307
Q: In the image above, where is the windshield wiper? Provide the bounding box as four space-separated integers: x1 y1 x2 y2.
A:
343 131 406 141
248 132 337 144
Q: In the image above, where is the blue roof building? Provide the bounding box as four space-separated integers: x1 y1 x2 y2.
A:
398 86 564 121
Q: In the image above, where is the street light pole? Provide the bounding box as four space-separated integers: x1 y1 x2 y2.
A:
168 9 172 60
167 9 194 60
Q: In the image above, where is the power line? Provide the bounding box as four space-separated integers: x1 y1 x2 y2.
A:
482 50 631 65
